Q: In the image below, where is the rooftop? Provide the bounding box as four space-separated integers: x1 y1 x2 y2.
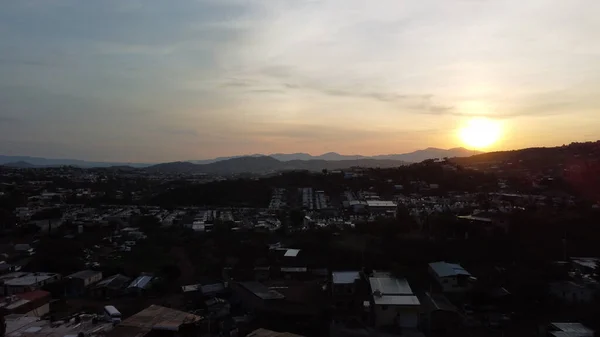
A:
94 274 131 290
284 249 301 257
6 314 112 337
238 281 285 300
2 273 59 287
369 276 420 306
429 261 471 278
68 270 101 280
549 322 594 337
247 328 304 337
109 305 202 337
128 275 153 289
369 277 414 295
332 271 361 284
366 200 397 207
571 257 599 271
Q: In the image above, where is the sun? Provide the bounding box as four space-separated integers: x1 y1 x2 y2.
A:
458 118 502 149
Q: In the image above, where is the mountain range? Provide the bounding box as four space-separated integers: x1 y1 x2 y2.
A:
0 147 480 172
188 147 479 164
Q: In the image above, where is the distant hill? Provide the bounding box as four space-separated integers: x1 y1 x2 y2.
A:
1 147 479 169
146 156 409 174
1 161 37 168
371 147 481 162
189 147 480 164
0 155 151 168
451 141 600 174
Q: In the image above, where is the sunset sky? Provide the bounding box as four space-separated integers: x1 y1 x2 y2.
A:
1 0 599 162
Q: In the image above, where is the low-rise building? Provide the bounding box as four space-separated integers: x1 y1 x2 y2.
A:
0 290 51 317
67 270 103 296
429 262 474 293
91 274 131 299
0 272 61 296
369 276 420 328
107 305 203 337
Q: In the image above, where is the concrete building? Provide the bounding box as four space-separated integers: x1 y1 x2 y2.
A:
428 262 474 293
368 276 420 328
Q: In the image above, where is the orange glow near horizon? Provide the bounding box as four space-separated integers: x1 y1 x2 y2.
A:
458 118 503 150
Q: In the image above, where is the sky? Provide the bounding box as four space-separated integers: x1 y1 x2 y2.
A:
1 0 599 162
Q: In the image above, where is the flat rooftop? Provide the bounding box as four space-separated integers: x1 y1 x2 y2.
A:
332 271 360 284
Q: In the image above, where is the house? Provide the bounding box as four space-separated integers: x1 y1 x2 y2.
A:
419 292 462 334
231 281 285 312
332 271 361 297
0 290 51 317
0 272 61 296
107 305 203 337
428 262 474 293
67 270 103 296
368 276 420 328
128 275 154 295
545 322 594 337
91 274 131 299
332 271 367 325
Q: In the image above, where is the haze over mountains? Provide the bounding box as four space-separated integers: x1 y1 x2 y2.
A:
189 147 479 164
0 147 480 172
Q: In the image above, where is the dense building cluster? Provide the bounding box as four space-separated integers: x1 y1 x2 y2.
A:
0 150 599 337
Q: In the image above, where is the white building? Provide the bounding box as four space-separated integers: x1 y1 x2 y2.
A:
366 200 397 217
369 276 420 328
429 262 474 293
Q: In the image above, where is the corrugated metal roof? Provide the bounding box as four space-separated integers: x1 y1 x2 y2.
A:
128 275 153 289
332 271 360 284
369 277 413 295
429 261 471 278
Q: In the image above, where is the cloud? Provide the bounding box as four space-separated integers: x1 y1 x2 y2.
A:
160 128 200 138
1 0 599 160
0 116 21 124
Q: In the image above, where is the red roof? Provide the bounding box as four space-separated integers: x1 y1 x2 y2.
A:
16 290 50 302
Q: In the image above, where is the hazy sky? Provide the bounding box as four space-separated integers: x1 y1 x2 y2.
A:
1 0 599 162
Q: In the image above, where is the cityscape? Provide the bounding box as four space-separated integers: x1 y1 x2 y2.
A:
0 141 599 337
1 1 600 337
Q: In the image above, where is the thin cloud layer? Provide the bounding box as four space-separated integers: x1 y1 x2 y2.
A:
0 0 599 161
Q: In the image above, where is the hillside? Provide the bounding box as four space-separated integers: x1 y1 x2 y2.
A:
145 156 408 174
